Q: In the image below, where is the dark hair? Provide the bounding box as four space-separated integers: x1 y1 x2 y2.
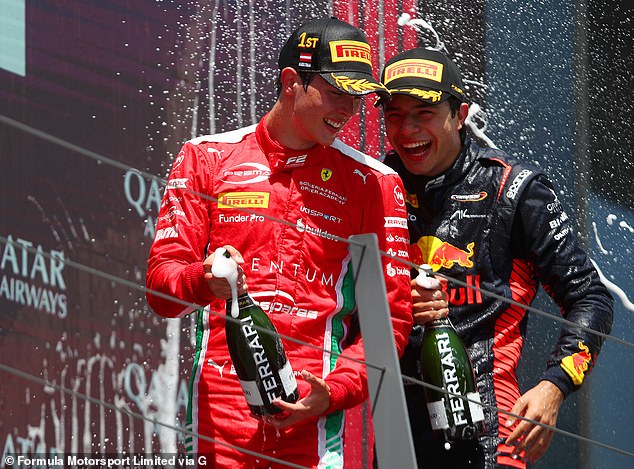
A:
447 96 467 140
275 71 317 96
447 96 462 116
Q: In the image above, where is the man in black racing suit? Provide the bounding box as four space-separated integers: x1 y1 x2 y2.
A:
378 48 614 468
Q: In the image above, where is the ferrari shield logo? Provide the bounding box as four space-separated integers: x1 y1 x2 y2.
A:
321 168 333 181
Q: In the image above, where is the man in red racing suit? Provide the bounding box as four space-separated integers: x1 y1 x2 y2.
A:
145 17 412 469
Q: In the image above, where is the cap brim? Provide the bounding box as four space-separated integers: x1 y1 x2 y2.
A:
375 87 452 107
321 72 391 101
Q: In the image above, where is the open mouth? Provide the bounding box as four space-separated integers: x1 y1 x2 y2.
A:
402 140 432 159
324 117 345 131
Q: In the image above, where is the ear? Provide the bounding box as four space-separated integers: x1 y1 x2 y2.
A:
280 67 300 96
457 102 470 129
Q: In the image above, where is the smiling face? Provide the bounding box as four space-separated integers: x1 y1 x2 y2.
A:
287 73 362 149
383 94 468 176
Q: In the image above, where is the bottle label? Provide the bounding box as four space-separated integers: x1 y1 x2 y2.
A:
237 294 255 309
227 293 255 310
240 317 280 401
278 360 297 395
427 400 449 430
435 331 470 427
239 378 264 406
466 392 485 423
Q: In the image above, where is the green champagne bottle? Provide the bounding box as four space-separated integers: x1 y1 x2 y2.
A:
216 250 299 416
226 293 299 416
418 265 485 448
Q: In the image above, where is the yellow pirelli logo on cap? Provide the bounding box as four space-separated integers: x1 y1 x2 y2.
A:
330 40 372 65
384 59 444 84
218 192 270 208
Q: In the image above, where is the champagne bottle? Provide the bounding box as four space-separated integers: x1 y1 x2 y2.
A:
213 249 299 416
417 265 485 448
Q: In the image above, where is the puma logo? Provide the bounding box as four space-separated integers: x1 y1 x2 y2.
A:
207 359 229 378
353 169 370 184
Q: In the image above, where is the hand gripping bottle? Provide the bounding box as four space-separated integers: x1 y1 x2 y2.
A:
212 248 299 416
417 265 485 449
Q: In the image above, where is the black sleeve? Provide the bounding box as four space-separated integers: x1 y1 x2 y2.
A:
511 175 614 397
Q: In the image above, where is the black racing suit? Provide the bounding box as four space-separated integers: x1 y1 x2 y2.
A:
384 136 613 469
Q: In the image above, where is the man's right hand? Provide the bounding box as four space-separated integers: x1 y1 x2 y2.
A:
411 274 448 325
203 245 247 298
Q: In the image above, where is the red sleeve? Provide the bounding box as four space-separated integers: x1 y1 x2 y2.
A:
373 173 414 357
145 142 217 317
324 171 413 412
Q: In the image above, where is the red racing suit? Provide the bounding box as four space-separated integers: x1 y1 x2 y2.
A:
384 136 613 469
146 116 413 468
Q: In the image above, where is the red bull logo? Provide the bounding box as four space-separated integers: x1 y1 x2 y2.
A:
447 274 482 305
409 236 475 271
561 341 592 385
410 236 482 306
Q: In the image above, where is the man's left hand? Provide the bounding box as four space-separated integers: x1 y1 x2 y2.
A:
505 380 564 463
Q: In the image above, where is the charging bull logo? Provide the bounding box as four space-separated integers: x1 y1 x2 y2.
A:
409 236 475 271
561 341 592 385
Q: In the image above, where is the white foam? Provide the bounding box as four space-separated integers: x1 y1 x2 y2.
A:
211 248 239 318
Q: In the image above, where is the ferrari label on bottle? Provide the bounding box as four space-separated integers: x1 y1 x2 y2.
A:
436 331 470 426
240 316 282 402
420 320 486 441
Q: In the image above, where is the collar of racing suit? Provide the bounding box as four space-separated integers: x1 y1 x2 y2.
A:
255 113 330 174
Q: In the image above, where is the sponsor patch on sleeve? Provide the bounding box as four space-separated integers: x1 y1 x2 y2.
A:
560 341 592 385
